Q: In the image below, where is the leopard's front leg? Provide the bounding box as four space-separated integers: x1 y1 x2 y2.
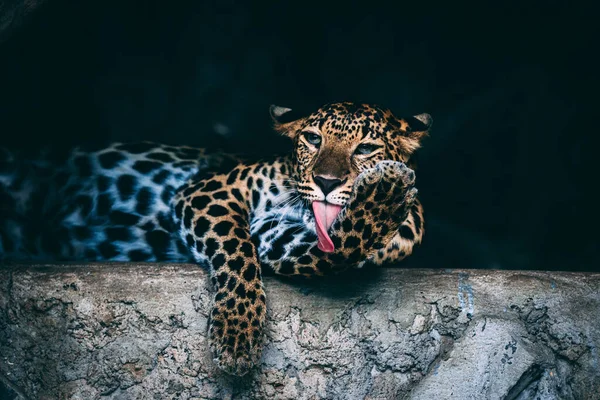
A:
175 177 265 376
257 161 418 275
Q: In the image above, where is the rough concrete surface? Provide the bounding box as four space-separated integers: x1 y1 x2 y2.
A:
0 264 599 399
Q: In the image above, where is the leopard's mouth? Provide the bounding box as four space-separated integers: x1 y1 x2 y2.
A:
311 201 343 253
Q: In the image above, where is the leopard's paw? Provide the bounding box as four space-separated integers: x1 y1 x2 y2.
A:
354 161 416 204
344 162 416 234
375 160 415 189
213 344 260 376
208 298 265 376
357 164 384 186
209 322 263 376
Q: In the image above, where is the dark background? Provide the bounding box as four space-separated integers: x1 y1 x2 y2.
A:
0 0 598 271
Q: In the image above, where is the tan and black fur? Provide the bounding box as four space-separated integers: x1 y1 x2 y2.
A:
0 102 431 376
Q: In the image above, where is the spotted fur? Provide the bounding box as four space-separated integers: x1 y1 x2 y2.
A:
0 102 431 376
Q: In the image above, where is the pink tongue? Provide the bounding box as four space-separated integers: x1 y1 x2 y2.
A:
312 201 343 253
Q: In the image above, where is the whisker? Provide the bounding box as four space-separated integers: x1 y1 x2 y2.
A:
276 196 300 226
271 195 304 232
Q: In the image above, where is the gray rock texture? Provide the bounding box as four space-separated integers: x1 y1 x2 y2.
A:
0 264 599 399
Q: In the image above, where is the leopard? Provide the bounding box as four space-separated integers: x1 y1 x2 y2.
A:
0 102 431 376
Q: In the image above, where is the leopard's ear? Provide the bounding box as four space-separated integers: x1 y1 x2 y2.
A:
269 105 293 120
409 113 433 133
270 105 305 138
396 113 432 154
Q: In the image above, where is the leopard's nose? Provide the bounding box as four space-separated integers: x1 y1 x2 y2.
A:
313 175 345 196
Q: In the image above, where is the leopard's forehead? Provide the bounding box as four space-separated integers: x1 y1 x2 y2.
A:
302 102 410 140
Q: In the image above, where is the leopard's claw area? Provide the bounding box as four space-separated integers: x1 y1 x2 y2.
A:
213 346 260 376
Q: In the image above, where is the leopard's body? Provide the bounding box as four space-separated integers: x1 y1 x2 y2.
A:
0 102 431 375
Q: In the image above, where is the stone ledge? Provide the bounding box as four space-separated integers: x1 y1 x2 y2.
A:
0 264 599 399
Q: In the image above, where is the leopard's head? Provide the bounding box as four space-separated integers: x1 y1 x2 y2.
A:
271 102 431 252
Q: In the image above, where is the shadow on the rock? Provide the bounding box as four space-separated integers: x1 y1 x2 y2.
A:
268 266 387 299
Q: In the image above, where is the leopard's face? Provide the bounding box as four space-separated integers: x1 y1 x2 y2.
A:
272 102 431 207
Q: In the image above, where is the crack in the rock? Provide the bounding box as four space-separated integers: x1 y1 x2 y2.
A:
0 371 30 400
503 363 545 400
512 299 588 362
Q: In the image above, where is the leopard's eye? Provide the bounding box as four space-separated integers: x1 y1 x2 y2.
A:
355 143 380 155
303 132 322 147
